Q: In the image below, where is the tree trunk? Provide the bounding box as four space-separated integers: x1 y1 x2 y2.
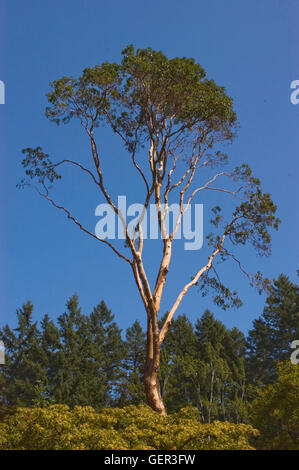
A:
144 366 166 416
208 368 215 424
144 315 167 416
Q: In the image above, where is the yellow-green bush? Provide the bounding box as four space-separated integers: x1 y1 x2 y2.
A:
251 361 299 450
0 404 258 450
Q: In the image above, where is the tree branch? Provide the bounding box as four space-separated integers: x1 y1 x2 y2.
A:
159 233 226 343
32 185 132 264
50 159 99 186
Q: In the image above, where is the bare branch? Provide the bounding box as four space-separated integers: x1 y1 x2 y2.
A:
131 261 148 310
132 148 150 194
32 185 133 264
50 159 99 186
222 249 261 286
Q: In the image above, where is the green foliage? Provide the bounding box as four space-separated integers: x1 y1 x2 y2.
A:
159 314 198 412
45 45 236 138
0 304 250 422
247 274 299 385
194 311 248 423
230 186 280 256
0 404 257 450
0 295 124 410
1 271 297 448
158 311 248 423
251 362 299 450
50 296 124 409
0 302 48 408
18 147 61 189
20 45 237 189
198 274 242 310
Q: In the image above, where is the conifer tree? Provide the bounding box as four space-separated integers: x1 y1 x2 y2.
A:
117 320 146 405
222 327 247 422
0 302 46 406
246 274 299 385
194 311 248 423
159 314 198 413
194 311 229 422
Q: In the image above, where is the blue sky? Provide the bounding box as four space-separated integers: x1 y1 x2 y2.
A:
0 0 298 335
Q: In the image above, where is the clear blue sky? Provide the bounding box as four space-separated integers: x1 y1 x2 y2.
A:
0 0 298 335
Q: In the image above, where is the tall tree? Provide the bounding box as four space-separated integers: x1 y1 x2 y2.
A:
246 274 299 385
0 302 46 407
39 313 61 405
159 313 198 413
195 310 231 422
19 45 279 414
222 327 248 423
188 311 248 423
117 320 146 405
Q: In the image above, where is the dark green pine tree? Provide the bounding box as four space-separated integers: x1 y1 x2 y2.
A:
47 295 124 410
221 327 248 423
159 314 198 413
116 320 146 406
192 310 249 423
0 301 47 407
195 310 230 423
87 299 125 408
39 314 61 405
246 273 299 385
48 294 86 407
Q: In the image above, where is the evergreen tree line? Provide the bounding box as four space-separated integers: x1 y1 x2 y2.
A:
0 274 298 423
